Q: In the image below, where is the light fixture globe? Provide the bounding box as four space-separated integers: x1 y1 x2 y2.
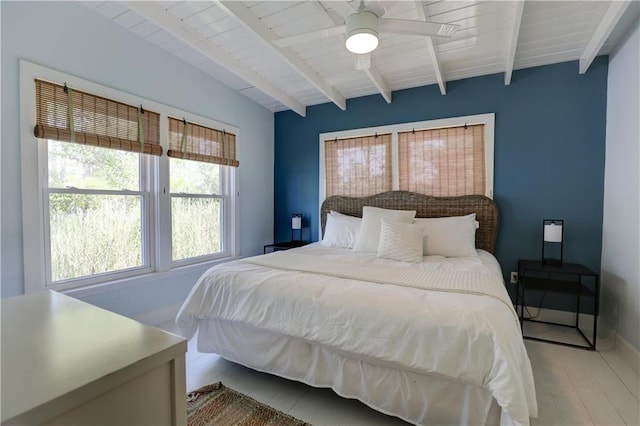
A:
344 10 379 54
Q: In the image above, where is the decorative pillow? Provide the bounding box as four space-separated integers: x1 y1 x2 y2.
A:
321 211 362 249
413 214 478 257
377 220 424 262
352 207 416 253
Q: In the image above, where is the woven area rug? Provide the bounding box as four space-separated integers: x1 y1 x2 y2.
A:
187 382 311 426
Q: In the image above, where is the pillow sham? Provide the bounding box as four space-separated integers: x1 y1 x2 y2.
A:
352 206 416 253
377 220 424 263
413 214 478 257
321 211 362 249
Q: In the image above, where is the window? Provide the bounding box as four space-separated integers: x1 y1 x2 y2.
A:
398 124 485 196
46 141 150 282
319 114 494 203
324 133 392 197
21 61 238 293
34 78 161 285
167 117 238 263
170 158 223 261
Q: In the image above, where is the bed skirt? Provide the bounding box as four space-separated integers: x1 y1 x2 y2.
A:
197 318 516 426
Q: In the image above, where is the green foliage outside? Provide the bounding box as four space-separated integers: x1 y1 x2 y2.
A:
170 157 220 194
172 197 221 261
48 141 223 283
49 194 142 281
48 140 139 189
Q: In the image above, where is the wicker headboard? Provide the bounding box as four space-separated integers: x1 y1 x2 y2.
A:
320 191 499 254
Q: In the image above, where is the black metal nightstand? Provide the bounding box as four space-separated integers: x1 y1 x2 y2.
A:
516 260 599 350
263 240 308 254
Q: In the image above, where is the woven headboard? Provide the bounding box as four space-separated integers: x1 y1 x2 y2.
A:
320 191 499 254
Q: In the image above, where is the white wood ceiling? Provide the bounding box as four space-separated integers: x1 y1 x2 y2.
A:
85 1 639 116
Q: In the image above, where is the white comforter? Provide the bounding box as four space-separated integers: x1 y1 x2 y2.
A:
176 244 537 425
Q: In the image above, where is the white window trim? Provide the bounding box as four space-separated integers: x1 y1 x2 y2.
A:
20 59 240 294
169 193 227 268
42 185 156 287
318 113 495 213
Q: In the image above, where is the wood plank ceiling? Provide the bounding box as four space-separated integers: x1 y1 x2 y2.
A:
85 1 639 117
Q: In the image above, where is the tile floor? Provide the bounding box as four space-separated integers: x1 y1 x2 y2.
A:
159 321 640 425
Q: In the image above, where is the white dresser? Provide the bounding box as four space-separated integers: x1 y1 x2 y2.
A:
1 291 187 425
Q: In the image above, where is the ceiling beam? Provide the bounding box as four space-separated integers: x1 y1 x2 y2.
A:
425 39 446 95
316 1 345 27
415 1 446 95
364 66 392 104
216 0 347 111
579 1 631 74
504 0 525 85
355 54 391 103
124 1 306 117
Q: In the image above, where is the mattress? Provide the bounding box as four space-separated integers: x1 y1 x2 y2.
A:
176 244 537 425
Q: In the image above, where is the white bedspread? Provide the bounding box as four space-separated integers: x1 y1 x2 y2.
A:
176 244 537 425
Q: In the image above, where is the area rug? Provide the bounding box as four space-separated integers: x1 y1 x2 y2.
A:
187 382 312 426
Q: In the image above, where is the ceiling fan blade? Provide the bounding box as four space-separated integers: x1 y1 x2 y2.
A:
326 8 345 26
273 25 346 48
379 19 459 38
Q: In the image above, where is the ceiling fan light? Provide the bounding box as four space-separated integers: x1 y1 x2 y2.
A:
345 30 379 54
344 9 379 54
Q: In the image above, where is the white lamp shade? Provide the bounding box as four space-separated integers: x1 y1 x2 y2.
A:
345 31 379 54
344 10 379 54
544 223 562 242
291 216 302 230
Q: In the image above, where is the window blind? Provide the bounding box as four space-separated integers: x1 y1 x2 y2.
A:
34 79 161 156
324 133 391 197
398 124 485 196
167 117 238 167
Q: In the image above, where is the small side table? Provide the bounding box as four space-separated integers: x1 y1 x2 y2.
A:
516 260 599 350
264 240 308 254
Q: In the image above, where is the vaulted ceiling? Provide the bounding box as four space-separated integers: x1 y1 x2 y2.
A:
86 1 639 117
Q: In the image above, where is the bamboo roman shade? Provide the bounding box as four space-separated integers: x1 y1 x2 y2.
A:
167 117 238 167
34 79 161 156
398 124 485 196
324 133 391 198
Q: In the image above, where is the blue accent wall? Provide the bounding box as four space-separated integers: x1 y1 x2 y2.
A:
274 58 608 307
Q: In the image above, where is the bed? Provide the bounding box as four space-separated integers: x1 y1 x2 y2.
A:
176 191 537 426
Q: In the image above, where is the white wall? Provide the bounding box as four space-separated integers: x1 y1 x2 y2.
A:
1 2 274 317
602 19 640 351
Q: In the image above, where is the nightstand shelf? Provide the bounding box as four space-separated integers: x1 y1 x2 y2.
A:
263 240 308 254
518 276 595 297
516 260 599 350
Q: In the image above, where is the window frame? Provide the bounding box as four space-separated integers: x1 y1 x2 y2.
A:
168 158 228 267
318 113 495 207
42 160 155 286
20 60 239 294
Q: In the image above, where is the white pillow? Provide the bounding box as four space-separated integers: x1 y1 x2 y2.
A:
321 211 361 249
377 220 424 263
413 214 478 257
352 206 416 253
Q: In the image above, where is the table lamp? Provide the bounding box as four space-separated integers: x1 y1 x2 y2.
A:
291 213 302 242
542 219 563 265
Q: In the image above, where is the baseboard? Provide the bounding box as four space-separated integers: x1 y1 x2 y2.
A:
133 303 182 327
615 333 640 375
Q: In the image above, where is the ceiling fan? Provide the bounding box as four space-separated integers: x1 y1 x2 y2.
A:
273 0 459 55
